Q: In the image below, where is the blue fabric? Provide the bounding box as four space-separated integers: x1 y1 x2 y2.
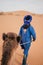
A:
24 43 31 57
24 15 32 25
19 25 36 56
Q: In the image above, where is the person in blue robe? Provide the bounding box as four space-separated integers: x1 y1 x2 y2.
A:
19 15 36 65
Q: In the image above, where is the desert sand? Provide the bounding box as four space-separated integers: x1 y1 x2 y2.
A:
0 11 43 65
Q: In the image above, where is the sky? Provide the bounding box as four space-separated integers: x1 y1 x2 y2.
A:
0 0 43 14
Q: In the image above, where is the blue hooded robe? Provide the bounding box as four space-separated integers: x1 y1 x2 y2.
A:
19 24 36 57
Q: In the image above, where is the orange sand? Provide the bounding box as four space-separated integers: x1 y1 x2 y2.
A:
0 11 43 65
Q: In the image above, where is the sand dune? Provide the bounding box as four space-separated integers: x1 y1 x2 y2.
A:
0 11 43 65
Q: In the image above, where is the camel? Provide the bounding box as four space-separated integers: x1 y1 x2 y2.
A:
1 32 20 65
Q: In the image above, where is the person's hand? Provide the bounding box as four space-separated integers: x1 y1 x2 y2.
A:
33 38 36 41
21 45 25 49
